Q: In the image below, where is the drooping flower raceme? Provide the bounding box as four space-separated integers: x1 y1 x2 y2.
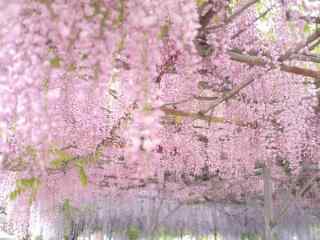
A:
0 0 319 237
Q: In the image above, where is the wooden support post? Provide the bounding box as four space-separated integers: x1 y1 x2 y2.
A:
263 166 273 240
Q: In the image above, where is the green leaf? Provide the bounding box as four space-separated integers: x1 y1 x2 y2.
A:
255 2 270 22
17 177 40 189
91 0 101 15
227 0 240 14
142 103 153 113
50 149 74 169
127 226 140 240
9 188 22 201
10 177 41 203
25 145 37 159
50 56 61 68
174 115 183 124
159 23 170 40
240 232 260 240
67 63 76 72
92 149 102 162
78 166 88 187
195 0 207 7
313 44 320 55
43 78 50 92
50 159 66 169
304 23 311 34
113 0 125 27
62 199 71 215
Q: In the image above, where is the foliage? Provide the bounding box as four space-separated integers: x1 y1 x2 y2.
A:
9 177 41 204
49 148 74 170
240 232 261 240
126 226 140 240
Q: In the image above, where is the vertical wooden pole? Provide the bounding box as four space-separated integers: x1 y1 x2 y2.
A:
214 227 217 240
263 166 273 240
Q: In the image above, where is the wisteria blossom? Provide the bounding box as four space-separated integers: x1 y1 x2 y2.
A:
0 0 319 238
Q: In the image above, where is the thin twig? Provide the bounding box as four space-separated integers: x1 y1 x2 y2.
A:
286 11 320 24
201 68 271 114
231 5 274 40
199 45 320 113
193 95 219 101
158 106 256 128
228 49 320 77
160 96 195 107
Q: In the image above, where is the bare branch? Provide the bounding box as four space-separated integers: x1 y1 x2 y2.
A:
200 69 270 114
228 49 320 78
289 53 320 64
206 0 259 32
160 96 195 107
193 95 219 101
200 46 320 114
280 64 320 79
159 106 256 128
228 50 267 66
286 11 320 24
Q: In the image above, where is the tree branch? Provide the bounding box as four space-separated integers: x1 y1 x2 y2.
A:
286 11 320 24
200 44 320 114
289 53 320 64
228 50 320 78
280 64 320 79
201 69 270 114
159 106 257 128
278 29 320 62
206 0 259 32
